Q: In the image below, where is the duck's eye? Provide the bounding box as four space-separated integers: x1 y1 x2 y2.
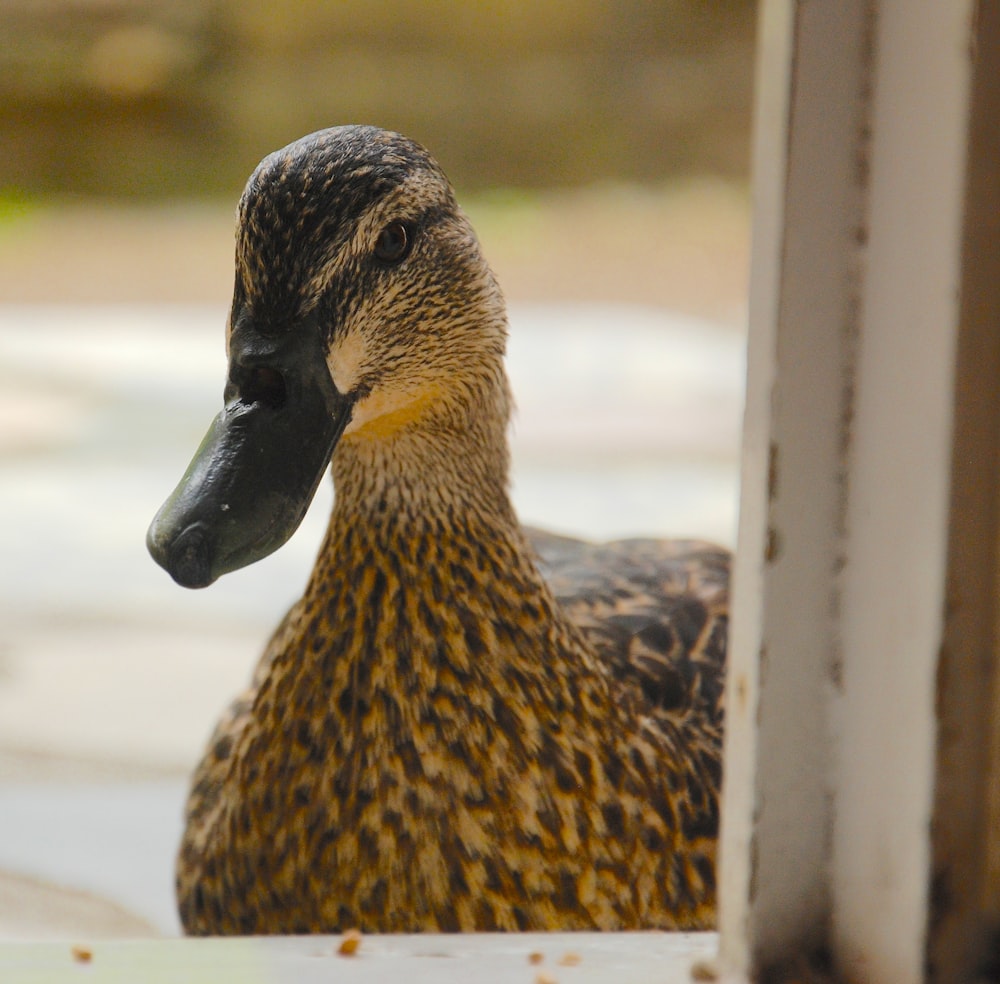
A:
373 222 412 264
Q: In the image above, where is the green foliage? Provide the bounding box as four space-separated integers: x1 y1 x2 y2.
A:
0 188 38 230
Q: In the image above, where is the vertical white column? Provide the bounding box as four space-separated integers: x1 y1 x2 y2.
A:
719 0 871 971
719 2 982 982
831 5 974 982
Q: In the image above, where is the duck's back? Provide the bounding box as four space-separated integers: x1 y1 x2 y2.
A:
527 528 728 730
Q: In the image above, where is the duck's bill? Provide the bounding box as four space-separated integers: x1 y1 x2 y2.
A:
146 335 352 589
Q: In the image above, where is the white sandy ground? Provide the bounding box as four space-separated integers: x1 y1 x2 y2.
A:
0 303 744 938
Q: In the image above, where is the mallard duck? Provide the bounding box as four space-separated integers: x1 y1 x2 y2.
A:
147 125 729 935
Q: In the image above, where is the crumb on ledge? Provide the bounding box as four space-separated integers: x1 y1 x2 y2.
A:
337 928 363 956
70 945 93 964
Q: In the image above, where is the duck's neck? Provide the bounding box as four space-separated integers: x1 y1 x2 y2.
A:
330 366 515 530
294 367 586 703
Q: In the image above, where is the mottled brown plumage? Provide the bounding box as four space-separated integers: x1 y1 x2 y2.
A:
172 125 729 935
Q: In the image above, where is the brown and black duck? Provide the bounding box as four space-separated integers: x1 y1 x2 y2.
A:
147 125 729 935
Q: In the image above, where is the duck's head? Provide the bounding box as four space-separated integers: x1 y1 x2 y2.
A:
147 125 506 588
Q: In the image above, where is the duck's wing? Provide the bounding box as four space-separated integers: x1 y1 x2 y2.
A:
526 527 729 729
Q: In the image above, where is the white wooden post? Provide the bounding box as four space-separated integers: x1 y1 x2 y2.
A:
719 2 998 982
719 0 873 968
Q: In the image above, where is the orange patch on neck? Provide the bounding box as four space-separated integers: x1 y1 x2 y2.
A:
344 383 443 441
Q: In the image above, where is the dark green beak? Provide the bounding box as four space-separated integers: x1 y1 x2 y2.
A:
146 317 352 588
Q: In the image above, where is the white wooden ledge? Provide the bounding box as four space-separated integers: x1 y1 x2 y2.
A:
0 933 718 984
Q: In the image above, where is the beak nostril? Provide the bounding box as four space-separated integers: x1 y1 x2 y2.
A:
239 367 287 410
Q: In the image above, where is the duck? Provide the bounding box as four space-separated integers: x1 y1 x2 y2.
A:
146 125 730 936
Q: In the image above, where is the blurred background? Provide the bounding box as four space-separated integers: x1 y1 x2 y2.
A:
0 0 753 940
